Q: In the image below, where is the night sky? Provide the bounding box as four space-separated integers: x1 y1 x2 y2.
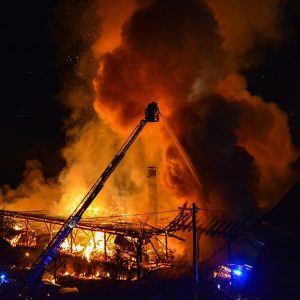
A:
1 1 66 186
1 0 299 187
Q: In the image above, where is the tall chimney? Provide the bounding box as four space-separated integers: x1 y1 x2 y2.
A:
147 166 158 227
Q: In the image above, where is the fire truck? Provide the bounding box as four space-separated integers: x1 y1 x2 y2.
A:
1 102 159 298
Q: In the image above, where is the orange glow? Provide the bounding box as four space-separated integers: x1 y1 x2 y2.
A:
92 0 138 57
2 0 299 265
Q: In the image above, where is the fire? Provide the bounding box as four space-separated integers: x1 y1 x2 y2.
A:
82 233 106 262
60 230 109 262
1 0 299 266
13 224 23 231
83 239 94 262
90 0 299 213
10 234 22 247
6 222 36 247
84 232 105 261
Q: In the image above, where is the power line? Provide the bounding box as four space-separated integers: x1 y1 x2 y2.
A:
197 207 254 216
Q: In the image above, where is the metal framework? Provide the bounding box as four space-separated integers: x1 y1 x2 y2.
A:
0 206 192 240
22 102 159 285
1 206 194 280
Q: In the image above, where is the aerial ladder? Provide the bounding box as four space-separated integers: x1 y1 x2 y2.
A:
26 102 159 287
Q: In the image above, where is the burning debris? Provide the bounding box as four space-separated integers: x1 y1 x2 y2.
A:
1 0 300 298
1 0 298 234
1 206 192 282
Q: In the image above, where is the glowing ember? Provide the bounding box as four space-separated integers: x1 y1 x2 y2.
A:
13 224 23 231
10 234 22 247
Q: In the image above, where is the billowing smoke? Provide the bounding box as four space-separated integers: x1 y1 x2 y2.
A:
206 0 284 70
0 160 61 211
93 0 299 213
93 0 225 130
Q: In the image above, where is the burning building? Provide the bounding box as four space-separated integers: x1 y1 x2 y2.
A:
0 104 194 286
0 0 300 298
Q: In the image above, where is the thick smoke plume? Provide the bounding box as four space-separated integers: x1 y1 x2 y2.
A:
93 0 299 212
207 0 284 70
0 160 61 211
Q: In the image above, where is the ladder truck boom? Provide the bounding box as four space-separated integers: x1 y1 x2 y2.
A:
26 102 159 286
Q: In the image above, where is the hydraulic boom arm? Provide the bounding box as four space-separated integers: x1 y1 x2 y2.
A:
27 102 159 286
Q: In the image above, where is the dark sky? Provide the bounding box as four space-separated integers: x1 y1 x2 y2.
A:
1 1 65 186
0 0 299 187
245 0 300 148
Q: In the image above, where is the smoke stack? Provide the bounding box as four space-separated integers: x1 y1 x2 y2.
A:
147 166 158 227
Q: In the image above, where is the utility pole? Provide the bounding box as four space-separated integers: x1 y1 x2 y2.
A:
227 237 232 263
192 203 199 299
